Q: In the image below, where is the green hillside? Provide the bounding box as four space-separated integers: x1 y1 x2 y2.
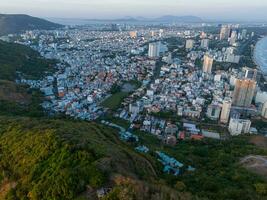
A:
0 117 189 200
0 40 56 81
0 40 56 117
0 14 63 36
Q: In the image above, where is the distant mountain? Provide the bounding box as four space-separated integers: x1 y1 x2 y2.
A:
104 15 203 23
49 15 203 25
154 15 203 23
0 14 63 36
110 15 203 23
113 15 203 23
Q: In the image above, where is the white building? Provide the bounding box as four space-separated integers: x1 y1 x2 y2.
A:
214 74 222 82
146 90 154 97
228 118 251 136
241 29 247 40
129 103 140 114
148 42 160 58
220 98 232 124
220 25 231 40
201 39 209 49
255 91 267 104
207 104 221 120
262 101 267 119
229 30 237 45
225 54 240 64
185 39 195 50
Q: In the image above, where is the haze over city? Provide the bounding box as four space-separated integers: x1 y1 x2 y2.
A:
0 0 267 21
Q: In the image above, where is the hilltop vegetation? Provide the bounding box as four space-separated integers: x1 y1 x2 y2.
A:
0 83 44 117
0 40 57 81
0 40 57 116
0 117 191 200
1 115 267 200
0 14 63 36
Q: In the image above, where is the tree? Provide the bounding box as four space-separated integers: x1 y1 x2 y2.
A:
175 181 186 191
254 183 267 195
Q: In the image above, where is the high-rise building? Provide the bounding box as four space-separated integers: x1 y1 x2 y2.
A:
207 103 221 120
185 39 195 50
220 25 231 40
262 101 267 119
159 29 164 37
228 118 251 135
202 55 214 74
225 54 240 64
241 29 247 40
232 79 257 107
220 98 232 124
255 91 267 104
148 42 160 58
201 39 209 49
229 30 237 45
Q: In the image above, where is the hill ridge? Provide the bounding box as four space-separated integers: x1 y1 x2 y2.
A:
0 14 63 36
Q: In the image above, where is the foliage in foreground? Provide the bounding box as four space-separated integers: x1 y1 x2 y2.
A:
0 116 170 200
0 117 105 200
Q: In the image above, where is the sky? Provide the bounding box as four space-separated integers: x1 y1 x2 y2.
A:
0 0 267 21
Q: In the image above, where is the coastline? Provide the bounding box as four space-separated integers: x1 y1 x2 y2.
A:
254 36 267 81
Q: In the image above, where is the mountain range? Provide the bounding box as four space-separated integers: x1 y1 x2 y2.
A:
102 15 202 23
49 15 203 25
94 15 203 23
123 15 203 23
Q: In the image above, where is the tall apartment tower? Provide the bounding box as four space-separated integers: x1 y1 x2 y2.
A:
229 30 237 45
201 39 209 49
241 29 247 40
220 98 232 124
262 101 267 119
232 79 257 107
220 25 231 40
203 55 214 74
185 39 195 50
148 42 160 58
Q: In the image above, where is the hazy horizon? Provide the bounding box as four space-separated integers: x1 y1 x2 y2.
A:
1 0 267 22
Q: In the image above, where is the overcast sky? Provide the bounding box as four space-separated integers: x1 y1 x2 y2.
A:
0 0 267 21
